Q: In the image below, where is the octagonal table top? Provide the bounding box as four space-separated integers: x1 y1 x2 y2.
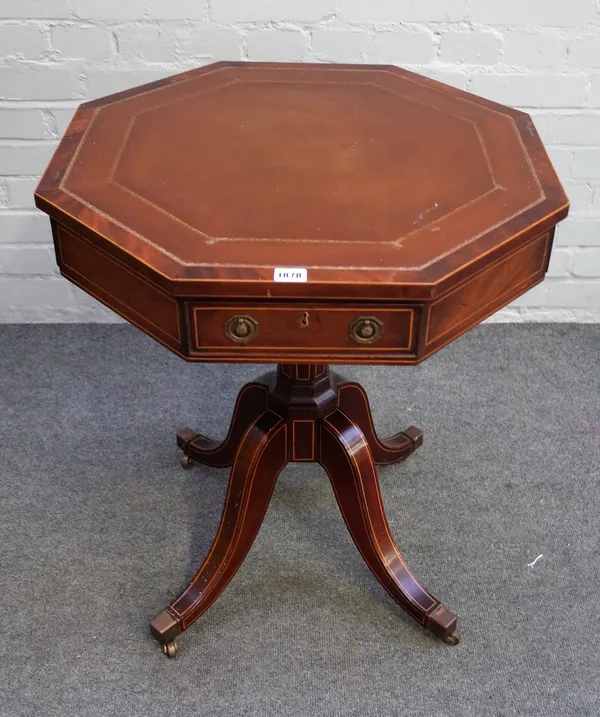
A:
36 61 568 299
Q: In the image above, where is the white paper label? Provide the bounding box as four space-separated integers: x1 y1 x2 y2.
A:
273 267 308 283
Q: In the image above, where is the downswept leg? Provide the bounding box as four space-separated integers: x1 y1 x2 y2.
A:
336 381 423 466
319 409 459 644
152 410 287 656
178 381 269 468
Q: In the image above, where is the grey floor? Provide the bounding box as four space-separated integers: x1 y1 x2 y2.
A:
1 324 599 717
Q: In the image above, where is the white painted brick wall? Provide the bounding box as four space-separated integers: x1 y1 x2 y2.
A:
0 23 48 59
51 25 112 61
339 0 469 24
6 177 39 208
0 1 72 20
0 142 58 175
469 0 596 27
211 1 335 23
0 109 47 139
571 149 600 180
311 30 372 63
567 35 600 67
374 30 437 64
439 31 501 65
573 248 600 276
246 30 309 62
590 75 600 106
1 0 599 323
502 32 566 68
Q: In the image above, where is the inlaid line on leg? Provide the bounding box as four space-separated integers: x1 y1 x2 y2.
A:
151 409 287 645
337 381 422 466
177 382 269 468
319 409 458 643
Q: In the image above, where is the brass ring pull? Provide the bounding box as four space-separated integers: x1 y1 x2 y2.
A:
224 315 258 344
349 316 384 345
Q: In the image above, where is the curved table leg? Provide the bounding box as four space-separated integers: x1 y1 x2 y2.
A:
152 409 287 656
177 382 269 468
319 409 458 644
337 381 423 466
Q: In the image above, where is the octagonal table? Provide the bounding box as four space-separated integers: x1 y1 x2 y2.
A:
35 62 569 658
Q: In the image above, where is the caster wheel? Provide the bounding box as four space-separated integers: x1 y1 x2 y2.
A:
180 453 194 469
163 640 177 658
443 630 460 646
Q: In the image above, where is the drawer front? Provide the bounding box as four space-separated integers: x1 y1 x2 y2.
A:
188 303 418 361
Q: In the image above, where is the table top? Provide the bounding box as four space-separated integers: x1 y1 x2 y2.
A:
36 61 567 300
35 62 569 364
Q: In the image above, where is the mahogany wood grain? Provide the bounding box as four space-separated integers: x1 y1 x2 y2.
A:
189 303 417 355
336 380 422 466
152 365 457 653
151 409 288 645
176 381 269 468
36 62 568 318
320 410 456 640
422 230 552 357
50 216 555 365
55 223 181 347
34 62 570 656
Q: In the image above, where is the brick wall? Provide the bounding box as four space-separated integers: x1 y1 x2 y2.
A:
1 0 599 322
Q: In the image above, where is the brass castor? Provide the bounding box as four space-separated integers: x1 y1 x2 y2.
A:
163 640 177 658
443 630 461 646
180 453 194 469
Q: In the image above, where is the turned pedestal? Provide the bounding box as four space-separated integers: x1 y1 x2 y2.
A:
150 365 459 657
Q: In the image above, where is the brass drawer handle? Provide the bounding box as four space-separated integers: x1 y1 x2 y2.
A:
225 315 258 344
349 316 384 344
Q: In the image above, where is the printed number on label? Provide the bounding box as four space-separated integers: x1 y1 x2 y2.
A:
274 268 308 283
